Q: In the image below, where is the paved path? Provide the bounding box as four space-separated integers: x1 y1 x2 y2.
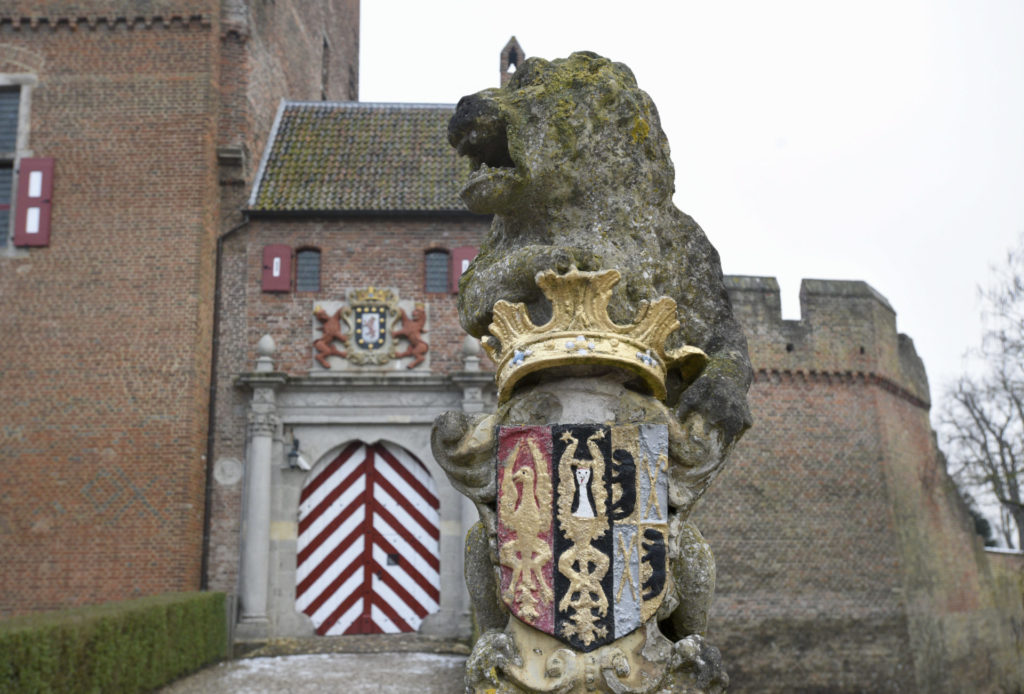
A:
161 652 467 693
160 635 468 693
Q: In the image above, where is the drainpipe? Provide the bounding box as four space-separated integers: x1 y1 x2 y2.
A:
200 218 249 590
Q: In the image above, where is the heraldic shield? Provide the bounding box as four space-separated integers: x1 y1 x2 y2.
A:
497 424 670 652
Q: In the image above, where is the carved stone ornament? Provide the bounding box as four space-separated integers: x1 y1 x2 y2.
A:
246 411 279 437
484 267 707 403
435 270 729 693
311 289 429 370
434 50 751 694
497 424 669 651
347 287 398 366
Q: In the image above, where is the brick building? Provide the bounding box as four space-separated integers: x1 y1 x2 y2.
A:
207 101 494 640
1 4 1021 691
0 0 358 616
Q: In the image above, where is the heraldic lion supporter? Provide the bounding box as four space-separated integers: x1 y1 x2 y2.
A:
433 51 752 694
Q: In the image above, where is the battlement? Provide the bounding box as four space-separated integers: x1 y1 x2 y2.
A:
725 275 930 406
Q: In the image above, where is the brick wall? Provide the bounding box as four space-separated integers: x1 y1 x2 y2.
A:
0 13 220 616
0 0 359 619
203 213 491 594
696 276 1024 692
221 0 360 221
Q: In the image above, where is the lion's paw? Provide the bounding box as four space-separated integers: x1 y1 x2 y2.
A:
464 629 523 693
663 634 729 694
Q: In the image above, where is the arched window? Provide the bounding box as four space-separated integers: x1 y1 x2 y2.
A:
295 248 321 292
424 249 449 293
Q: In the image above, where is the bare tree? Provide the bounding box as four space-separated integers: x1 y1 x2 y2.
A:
940 239 1024 549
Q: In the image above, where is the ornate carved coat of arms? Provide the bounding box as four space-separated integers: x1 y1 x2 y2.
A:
497 423 669 652
347 287 397 365
312 287 429 370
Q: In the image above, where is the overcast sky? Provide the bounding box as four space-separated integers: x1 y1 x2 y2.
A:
360 1 1024 421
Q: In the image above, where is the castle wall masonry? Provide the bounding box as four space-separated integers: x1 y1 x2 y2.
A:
0 0 360 619
726 275 929 405
689 275 1024 693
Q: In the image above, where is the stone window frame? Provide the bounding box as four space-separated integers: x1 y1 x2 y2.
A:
0 73 37 256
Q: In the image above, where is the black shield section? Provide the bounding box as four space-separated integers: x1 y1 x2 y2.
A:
609 447 637 522
551 423 614 652
640 526 667 601
354 306 387 351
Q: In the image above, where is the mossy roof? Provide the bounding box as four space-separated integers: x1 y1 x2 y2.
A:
249 101 471 214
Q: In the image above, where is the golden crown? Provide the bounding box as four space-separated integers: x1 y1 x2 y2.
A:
481 267 708 402
349 286 397 307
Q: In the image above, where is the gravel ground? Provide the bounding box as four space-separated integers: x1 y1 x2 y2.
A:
160 651 467 693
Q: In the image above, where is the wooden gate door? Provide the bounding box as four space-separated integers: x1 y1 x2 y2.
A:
295 440 441 635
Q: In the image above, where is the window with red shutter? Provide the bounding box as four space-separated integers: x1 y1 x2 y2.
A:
450 246 478 293
262 245 292 292
12 158 54 247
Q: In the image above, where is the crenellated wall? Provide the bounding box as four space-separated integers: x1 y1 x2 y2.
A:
726 275 929 405
687 275 1024 693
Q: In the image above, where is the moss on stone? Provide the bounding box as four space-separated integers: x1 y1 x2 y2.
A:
449 50 752 441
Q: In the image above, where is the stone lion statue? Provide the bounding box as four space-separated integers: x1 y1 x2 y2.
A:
434 51 750 693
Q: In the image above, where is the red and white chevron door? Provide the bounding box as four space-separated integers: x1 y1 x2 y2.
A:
295 440 441 635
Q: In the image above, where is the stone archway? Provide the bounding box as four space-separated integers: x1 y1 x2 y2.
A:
294 439 441 635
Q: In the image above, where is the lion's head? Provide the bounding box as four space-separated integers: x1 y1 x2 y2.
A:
449 51 674 224
449 51 752 444
449 51 696 341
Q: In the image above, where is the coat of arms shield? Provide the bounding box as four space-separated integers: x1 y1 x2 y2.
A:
497 424 670 652
354 305 387 351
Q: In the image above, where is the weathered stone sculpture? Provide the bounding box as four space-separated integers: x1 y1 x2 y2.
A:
433 51 752 694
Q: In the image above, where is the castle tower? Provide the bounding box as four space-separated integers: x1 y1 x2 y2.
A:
500 36 524 86
0 0 359 619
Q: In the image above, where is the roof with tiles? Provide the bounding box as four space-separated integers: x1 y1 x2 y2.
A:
249 101 474 214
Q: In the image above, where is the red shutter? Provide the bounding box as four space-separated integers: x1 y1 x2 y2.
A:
450 246 478 293
262 244 292 292
12 158 54 247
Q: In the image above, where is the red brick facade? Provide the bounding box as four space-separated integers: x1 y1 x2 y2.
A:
0 0 358 618
205 214 491 592
696 277 1024 691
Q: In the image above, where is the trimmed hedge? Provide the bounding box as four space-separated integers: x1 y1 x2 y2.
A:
0 591 227 694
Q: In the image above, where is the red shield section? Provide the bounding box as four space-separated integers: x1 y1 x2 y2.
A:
497 426 556 635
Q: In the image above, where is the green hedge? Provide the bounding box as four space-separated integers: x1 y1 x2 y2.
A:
0 591 227 694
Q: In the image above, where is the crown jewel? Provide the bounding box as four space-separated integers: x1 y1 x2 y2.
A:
481 267 708 402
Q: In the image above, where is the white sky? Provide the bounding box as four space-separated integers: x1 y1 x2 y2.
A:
360 0 1024 420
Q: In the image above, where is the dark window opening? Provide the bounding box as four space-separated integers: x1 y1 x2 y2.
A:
0 88 19 153
0 165 11 248
295 248 321 292
0 87 18 248
425 249 449 293
321 37 330 101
